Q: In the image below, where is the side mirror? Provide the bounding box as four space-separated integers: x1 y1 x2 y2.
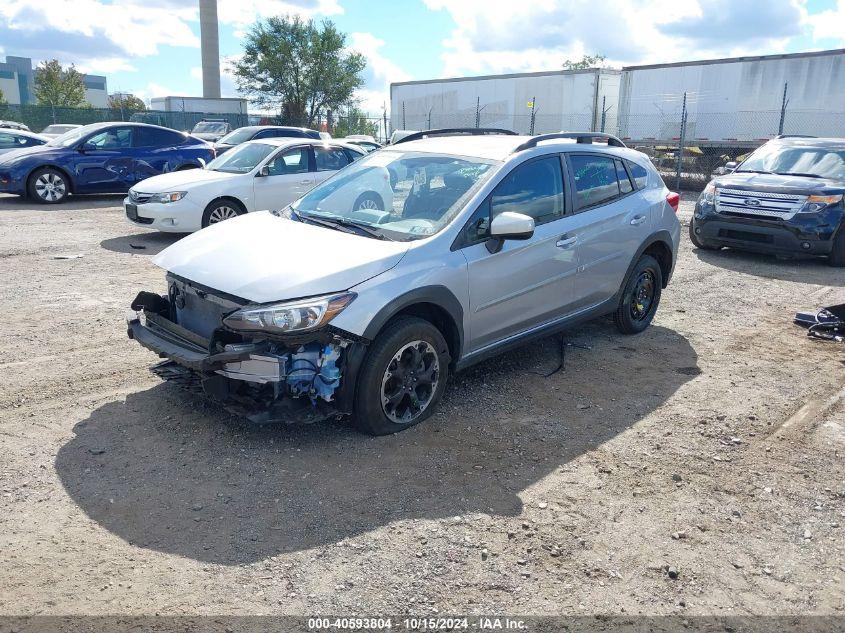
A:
78 142 96 153
486 211 535 253
724 161 738 173
257 165 270 177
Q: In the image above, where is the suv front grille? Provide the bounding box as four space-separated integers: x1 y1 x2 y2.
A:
715 188 807 220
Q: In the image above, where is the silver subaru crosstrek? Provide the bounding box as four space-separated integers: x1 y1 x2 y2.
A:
127 130 681 435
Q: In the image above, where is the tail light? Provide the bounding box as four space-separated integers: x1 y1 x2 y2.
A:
666 192 680 213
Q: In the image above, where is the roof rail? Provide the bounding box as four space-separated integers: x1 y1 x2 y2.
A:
513 132 627 153
774 134 817 139
392 128 517 145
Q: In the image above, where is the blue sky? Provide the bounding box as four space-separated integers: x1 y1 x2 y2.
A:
1 0 844 112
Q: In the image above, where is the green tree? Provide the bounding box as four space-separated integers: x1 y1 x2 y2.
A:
232 15 366 127
562 54 607 70
108 93 147 112
0 88 6 105
34 59 86 108
333 105 377 138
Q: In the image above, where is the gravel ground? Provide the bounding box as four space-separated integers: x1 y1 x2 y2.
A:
0 193 843 619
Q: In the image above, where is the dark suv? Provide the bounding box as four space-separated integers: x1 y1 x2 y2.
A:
690 137 845 266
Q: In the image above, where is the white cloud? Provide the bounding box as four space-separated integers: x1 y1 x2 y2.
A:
423 0 813 76
805 0 845 41
217 0 343 29
348 32 410 113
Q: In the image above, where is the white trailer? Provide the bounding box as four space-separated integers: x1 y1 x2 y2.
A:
618 49 845 146
149 96 248 115
391 69 620 136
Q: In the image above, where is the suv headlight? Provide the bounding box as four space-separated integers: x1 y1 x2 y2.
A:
700 181 715 204
223 292 356 334
798 194 842 213
150 191 187 203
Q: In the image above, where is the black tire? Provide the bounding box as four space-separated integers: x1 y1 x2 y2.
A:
353 191 384 212
614 254 663 335
354 316 450 436
27 167 70 204
688 218 719 250
828 228 845 267
201 199 244 228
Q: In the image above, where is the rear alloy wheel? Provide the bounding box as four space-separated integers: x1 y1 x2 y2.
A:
614 254 663 334
202 201 243 227
354 316 449 435
28 168 69 204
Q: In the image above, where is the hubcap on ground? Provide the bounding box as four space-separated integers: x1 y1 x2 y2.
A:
35 173 66 201
630 270 656 321
208 205 238 224
380 340 440 424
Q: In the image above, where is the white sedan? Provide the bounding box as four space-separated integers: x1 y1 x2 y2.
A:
124 138 366 233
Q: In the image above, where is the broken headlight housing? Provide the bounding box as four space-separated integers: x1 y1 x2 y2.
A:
223 292 356 334
150 191 187 204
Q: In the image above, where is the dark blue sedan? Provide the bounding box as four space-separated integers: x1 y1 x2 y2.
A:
0 122 214 203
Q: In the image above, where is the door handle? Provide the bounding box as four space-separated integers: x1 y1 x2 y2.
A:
556 236 577 248
630 215 647 225
299 179 312 185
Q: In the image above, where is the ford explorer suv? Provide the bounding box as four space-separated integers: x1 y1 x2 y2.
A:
690 136 845 266
127 130 681 435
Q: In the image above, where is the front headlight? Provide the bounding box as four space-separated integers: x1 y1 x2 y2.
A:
223 292 356 334
798 194 842 213
150 191 187 204
700 181 716 204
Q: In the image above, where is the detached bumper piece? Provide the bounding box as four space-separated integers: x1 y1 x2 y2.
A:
127 293 363 424
794 303 845 342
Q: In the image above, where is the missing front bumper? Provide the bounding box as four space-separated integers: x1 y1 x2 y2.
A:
127 305 364 424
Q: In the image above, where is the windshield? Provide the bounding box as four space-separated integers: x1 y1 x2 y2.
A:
47 126 91 147
291 150 496 241
217 128 256 145
738 144 845 180
193 121 227 134
206 141 275 173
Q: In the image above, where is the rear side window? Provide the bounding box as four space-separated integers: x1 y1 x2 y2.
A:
315 146 350 171
135 127 184 147
627 160 649 189
491 156 564 225
570 154 620 209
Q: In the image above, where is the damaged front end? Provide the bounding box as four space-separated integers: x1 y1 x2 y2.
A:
127 275 367 424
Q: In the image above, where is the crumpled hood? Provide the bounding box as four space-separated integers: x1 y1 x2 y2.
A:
716 171 845 194
153 211 410 303
132 168 237 192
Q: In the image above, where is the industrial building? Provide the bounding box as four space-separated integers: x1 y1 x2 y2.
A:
0 55 109 107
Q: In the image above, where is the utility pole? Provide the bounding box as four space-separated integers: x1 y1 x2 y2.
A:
778 82 789 136
475 97 480 128
402 101 406 130
528 96 537 135
675 92 688 193
382 102 388 143
427 106 433 131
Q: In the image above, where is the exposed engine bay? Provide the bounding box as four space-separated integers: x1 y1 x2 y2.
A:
127 275 367 424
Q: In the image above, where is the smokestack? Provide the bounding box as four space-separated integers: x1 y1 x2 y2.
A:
199 0 221 99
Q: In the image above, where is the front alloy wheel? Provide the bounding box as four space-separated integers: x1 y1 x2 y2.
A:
28 168 69 204
354 316 449 435
380 340 440 424
202 201 243 227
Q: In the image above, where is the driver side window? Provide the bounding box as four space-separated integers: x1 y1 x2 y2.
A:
490 156 564 225
87 127 133 149
266 147 309 176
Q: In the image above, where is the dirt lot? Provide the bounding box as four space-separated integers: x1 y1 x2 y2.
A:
0 193 843 620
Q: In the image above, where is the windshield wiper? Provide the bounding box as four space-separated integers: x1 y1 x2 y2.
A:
300 213 393 241
773 171 824 179
735 169 773 174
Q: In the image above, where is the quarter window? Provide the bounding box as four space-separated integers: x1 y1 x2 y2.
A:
135 127 184 147
570 154 621 209
491 156 564 224
266 147 309 175
627 161 649 189
314 146 351 171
